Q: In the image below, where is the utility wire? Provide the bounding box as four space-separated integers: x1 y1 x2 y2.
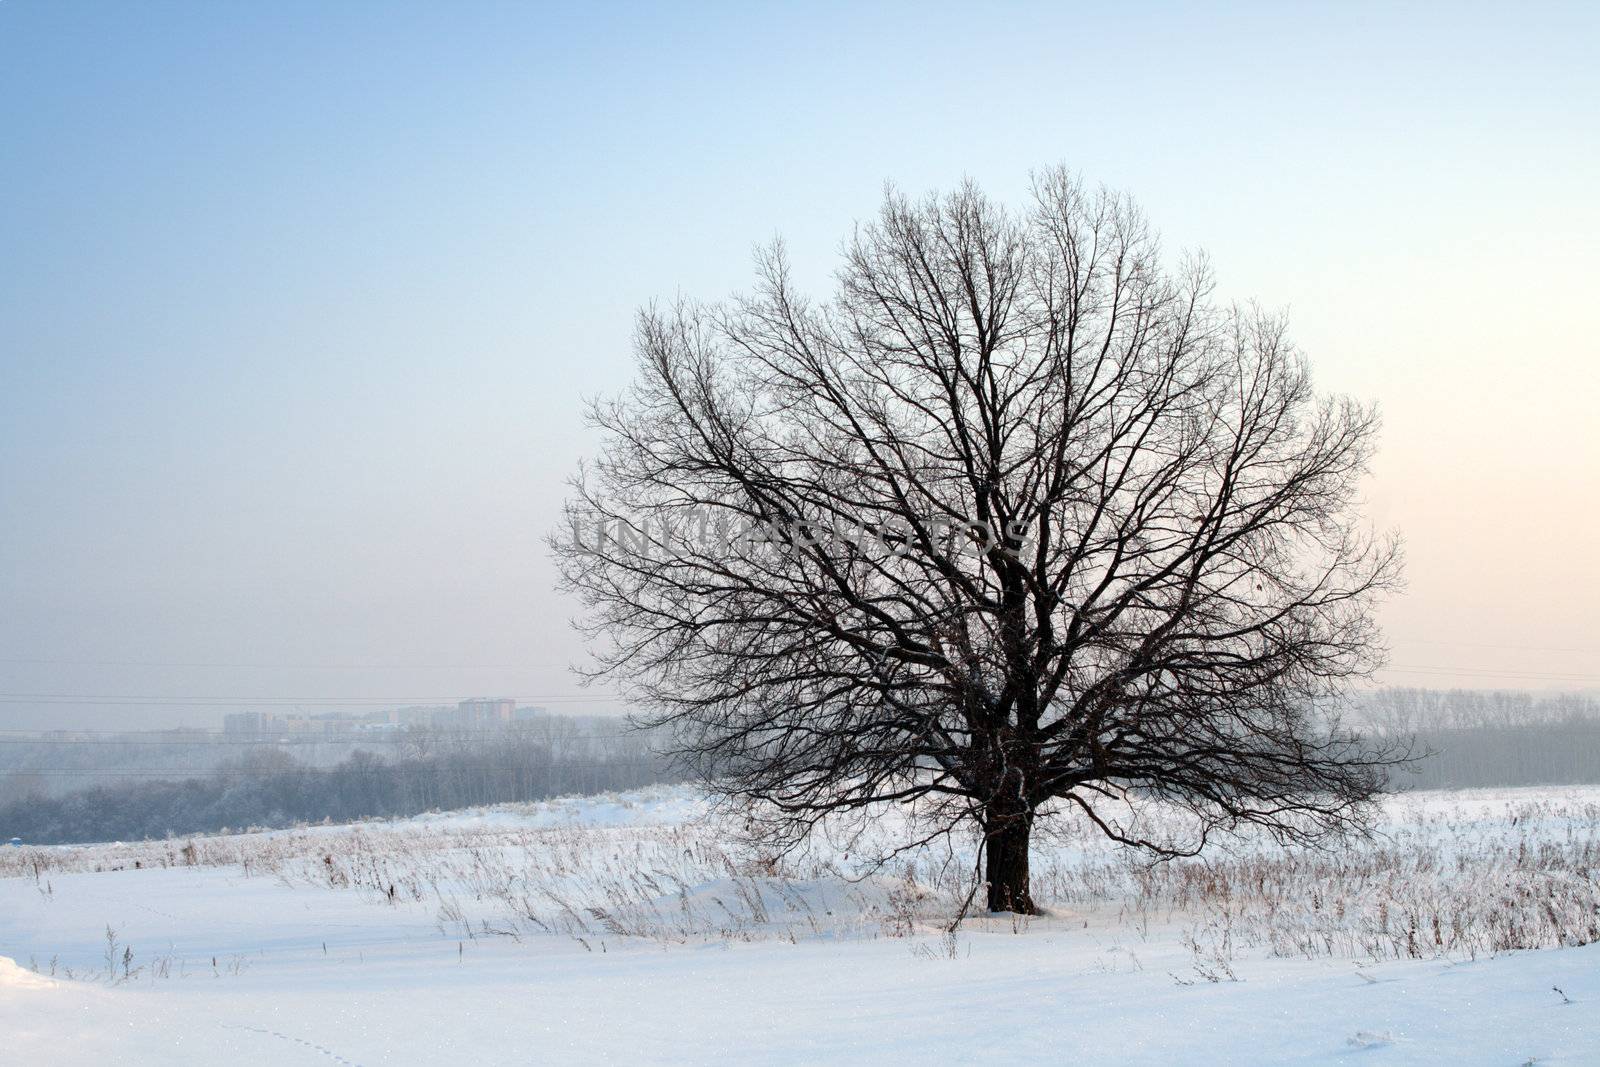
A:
0 730 643 744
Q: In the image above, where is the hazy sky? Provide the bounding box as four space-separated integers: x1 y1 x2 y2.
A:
2 2 1597 730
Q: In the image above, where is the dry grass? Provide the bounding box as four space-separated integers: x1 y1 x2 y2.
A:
5 788 1598 963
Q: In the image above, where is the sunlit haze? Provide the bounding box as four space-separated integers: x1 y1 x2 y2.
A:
2 2 1596 729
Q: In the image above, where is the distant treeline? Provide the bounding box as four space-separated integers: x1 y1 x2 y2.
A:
0 727 686 844
7 689 1600 843
1365 688 1600 790
1390 721 1600 790
0 735 393 800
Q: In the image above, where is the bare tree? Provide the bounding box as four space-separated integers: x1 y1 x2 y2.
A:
554 168 1403 913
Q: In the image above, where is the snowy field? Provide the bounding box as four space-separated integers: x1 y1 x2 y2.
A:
4 786 1600 1065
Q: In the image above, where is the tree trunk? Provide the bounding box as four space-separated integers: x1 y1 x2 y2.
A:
983 808 1036 914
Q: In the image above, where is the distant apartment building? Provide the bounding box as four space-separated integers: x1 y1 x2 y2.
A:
221 711 365 737
222 700 529 735
222 711 269 736
455 698 516 726
392 705 452 725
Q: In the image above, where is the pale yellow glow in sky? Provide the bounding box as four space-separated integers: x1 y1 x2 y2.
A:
1 3 1596 727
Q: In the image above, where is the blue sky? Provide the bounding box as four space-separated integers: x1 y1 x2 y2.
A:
2 2 1597 727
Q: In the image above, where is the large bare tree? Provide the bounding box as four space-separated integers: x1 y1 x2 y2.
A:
554 168 1403 913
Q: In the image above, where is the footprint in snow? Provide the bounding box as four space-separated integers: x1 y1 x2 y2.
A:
220 1023 364 1066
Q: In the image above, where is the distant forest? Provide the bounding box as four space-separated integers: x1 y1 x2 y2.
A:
0 718 684 844
1363 688 1600 791
3 690 1600 844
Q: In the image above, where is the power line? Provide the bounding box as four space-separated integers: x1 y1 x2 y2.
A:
7 677 1600 705
2 638 1596 669
3 759 669 777
1384 664 1600 683
0 731 642 745
0 658 571 670
1401 639 1600 656
0 728 641 737
0 694 620 706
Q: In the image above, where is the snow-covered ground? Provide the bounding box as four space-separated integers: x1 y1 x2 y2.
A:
3 786 1599 1065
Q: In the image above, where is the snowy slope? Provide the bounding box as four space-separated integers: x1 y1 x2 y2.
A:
3 786 1598 1065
